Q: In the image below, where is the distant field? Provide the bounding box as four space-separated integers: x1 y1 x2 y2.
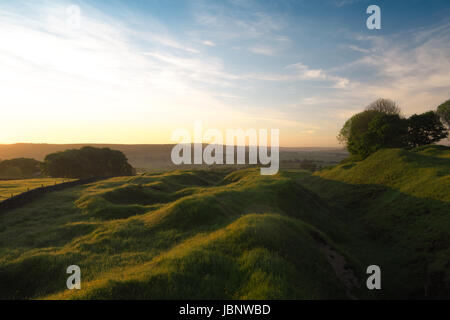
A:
0 178 74 202
0 143 349 170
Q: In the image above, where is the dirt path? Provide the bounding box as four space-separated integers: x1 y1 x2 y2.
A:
318 243 360 299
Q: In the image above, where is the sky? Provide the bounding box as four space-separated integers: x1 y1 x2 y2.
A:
1 0 450 147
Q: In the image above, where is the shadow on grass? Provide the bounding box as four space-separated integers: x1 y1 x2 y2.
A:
294 172 450 299
0 168 448 299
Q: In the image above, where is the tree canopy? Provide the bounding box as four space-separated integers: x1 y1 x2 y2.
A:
339 98 449 159
365 98 401 115
0 158 42 179
406 111 448 148
358 113 408 158
42 147 134 179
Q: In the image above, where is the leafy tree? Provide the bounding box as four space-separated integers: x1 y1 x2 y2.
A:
357 114 408 158
338 98 401 147
437 99 450 127
338 109 383 148
43 147 134 179
343 112 407 158
406 111 448 148
0 158 42 179
339 98 450 158
365 98 401 115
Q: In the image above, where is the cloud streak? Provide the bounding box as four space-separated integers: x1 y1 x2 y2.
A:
1 0 449 147
341 21 450 113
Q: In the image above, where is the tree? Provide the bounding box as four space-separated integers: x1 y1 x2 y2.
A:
437 99 450 127
0 158 42 179
338 109 383 148
339 99 449 158
406 111 448 148
365 98 401 115
342 111 407 158
358 114 408 158
42 147 134 179
338 98 402 148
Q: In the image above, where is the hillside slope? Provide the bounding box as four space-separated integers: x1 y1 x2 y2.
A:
0 146 448 299
293 145 450 298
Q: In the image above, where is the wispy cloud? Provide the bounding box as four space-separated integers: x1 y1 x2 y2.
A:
192 0 290 56
0 1 311 144
0 2 237 140
242 62 350 88
1 0 449 147
249 46 278 56
201 40 215 47
340 21 450 113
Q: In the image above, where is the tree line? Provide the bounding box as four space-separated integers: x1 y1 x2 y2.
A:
338 98 450 159
0 158 42 179
0 147 134 179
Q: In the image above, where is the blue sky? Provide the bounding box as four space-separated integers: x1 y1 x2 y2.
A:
1 0 450 146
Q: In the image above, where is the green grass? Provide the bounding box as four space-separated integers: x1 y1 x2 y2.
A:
0 178 73 202
0 169 357 299
290 145 450 298
0 145 448 299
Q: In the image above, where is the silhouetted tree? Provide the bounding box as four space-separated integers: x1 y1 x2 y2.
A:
0 158 42 179
338 99 450 158
406 111 448 148
43 147 134 179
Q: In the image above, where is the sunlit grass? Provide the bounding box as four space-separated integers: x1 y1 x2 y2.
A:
0 145 448 299
0 178 74 201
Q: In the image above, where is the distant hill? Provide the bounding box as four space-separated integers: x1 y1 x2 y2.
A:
0 144 174 169
0 145 448 299
0 143 348 170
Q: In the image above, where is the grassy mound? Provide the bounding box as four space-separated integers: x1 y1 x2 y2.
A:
0 146 448 299
0 169 358 299
292 145 450 298
48 214 349 300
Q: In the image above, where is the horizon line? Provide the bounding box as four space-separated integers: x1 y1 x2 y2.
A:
0 142 345 149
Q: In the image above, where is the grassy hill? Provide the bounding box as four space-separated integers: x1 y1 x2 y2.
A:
0 169 360 299
0 145 448 299
292 145 450 298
